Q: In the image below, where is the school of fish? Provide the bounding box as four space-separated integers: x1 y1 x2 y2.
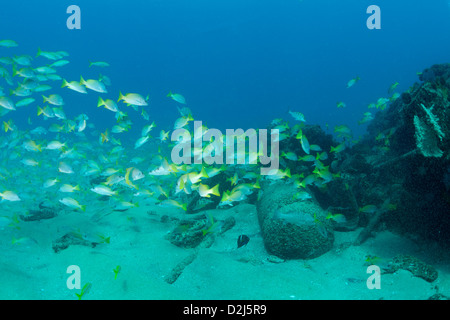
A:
0 40 399 241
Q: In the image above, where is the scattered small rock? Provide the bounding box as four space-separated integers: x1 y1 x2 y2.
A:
428 293 449 300
266 255 285 264
383 254 438 283
165 252 198 284
52 232 99 253
20 209 57 221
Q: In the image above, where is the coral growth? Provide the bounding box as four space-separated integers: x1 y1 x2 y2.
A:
312 63 450 245
414 114 443 157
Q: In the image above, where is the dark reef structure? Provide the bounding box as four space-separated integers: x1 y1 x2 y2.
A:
257 64 450 259
360 64 449 244
316 63 450 246
166 64 450 260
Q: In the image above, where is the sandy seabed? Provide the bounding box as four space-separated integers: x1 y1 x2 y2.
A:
0 201 448 300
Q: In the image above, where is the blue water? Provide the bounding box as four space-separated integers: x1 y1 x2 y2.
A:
3 0 450 136
1 0 450 301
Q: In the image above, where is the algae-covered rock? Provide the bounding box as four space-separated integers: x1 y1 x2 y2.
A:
20 209 57 221
166 214 235 249
257 181 334 259
383 254 438 283
344 63 450 244
166 218 207 249
20 202 58 221
52 232 99 253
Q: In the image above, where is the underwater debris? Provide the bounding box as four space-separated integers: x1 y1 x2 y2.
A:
266 255 285 264
428 293 450 300
372 149 418 170
52 232 100 253
164 214 235 284
420 104 445 141
413 103 445 157
168 217 211 248
20 208 57 221
257 181 333 259
382 254 438 283
165 252 197 284
414 115 443 157
414 103 445 157
354 199 392 245
167 214 235 249
345 63 450 243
